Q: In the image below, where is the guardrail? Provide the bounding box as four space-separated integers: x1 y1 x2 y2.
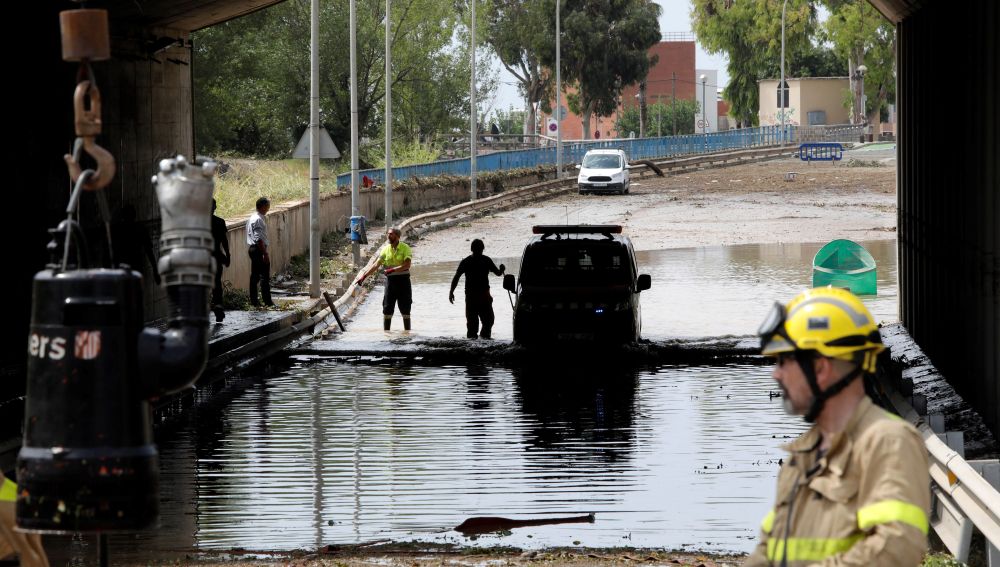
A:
882 373 1000 564
336 125 797 188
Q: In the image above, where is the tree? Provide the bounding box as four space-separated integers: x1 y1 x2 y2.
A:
193 0 490 159
615 100 700 137
484 0 553 137
541 0 662 139
691 0 817 127
823 0 895 125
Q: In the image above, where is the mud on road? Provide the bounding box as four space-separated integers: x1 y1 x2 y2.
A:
411 155 896 259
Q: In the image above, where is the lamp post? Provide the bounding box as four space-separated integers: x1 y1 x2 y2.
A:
656 94 662 138
700 74 707 135
470 0 477 200
854 63 868 141
780 0 787 144
555 0 562 178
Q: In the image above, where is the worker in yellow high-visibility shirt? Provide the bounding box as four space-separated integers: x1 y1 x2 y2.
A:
745 287 930 566
0 473 48 567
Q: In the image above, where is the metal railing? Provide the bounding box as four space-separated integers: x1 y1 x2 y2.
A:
336 125 797 188
882 373 1000 564
798 123 864 143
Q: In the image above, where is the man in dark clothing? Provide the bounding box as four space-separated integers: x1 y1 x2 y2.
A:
210 199 231 323
245 197 274 307
449 239 505 339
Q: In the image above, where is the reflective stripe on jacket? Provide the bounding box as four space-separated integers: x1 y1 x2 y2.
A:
744 396 930 566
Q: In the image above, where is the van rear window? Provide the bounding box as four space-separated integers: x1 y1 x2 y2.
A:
521 244 630 285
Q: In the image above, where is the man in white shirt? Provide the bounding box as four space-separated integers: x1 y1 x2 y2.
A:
245 197 274 307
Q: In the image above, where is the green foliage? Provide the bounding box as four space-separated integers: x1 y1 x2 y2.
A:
615 100 699 137
213 159 345 219
823 0 896 122
540 0 662 138
193 0 491 159
484 0 554 135
692 0 818 128
493 106 526 135
921 552 965 567
222 280 252 310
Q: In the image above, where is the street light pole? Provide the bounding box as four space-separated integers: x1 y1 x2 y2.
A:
555 0 562 179
385 0 393 224
470 0 477 200
349 0 360 266
856 63 868 140
700 74 707 135
780 0 787 144
309 0 320 297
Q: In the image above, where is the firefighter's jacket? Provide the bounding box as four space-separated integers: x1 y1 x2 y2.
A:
744 396 930 566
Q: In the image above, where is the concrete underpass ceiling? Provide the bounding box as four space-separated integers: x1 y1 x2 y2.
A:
104 0 288 32
867 0 922 23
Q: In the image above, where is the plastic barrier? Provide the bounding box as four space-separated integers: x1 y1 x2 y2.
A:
798 142 844 162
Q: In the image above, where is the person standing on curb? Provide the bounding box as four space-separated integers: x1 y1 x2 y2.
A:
745 287 930 566
245 197 274 308
356 227 412 331
449 239 505 339
210 199 231 322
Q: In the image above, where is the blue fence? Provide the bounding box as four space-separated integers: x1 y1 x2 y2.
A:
336 125 796 188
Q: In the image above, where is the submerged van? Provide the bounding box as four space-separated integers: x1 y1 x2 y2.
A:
502 225 651 344
577 149 630 195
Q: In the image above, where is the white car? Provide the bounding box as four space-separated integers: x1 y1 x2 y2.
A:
577 149 630 195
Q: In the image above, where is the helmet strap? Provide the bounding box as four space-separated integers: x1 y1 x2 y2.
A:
796 351 863 423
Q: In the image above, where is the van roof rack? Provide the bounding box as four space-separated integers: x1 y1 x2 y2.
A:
533 225 622 239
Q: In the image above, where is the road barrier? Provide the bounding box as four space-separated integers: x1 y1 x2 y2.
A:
336 125 797 188
797 142 844 163
880 350 1000 564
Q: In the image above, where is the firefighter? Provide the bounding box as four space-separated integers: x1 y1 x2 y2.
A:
0 473 48 567
745 287 930 566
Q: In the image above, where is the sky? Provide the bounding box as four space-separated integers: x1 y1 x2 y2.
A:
488 0 731 112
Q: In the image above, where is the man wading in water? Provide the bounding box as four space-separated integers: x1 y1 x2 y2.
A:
449 238 504 339
356 227 412 330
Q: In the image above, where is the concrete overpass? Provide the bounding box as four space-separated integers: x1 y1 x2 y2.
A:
5 0 998 443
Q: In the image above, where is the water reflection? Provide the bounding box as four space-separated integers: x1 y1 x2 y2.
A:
42 360 807 562
513 366 638 468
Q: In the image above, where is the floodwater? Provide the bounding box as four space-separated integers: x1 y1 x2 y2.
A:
335 239 897 344
90 361 806 559
51 239 898 561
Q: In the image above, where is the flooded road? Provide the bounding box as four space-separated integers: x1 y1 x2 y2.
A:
112 361 806 557
338 239 897 343
52 239 898 562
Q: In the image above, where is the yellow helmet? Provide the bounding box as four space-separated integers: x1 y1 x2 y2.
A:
758 287 885 373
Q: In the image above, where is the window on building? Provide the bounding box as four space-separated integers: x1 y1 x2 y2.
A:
776 80 789 108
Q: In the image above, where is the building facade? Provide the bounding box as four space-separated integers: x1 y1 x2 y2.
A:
757 77 851 126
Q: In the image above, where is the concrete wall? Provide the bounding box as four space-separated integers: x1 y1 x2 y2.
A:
798 78 850 126
219 171 552 292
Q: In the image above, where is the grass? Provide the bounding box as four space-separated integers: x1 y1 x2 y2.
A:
213 158 345 220
213 141 444 221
